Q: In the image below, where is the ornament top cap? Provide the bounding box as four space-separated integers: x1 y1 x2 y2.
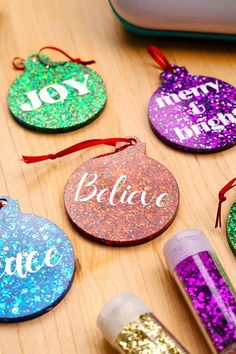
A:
0 196 20 220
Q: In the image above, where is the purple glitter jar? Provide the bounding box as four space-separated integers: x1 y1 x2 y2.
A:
148 65 236 153
163 229 236 354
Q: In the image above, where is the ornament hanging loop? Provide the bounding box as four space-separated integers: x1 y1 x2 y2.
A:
0 199 7 208
12 57 25 71
215 178 236 228
147 45 172 72
22 137 137 164
39 46 95 66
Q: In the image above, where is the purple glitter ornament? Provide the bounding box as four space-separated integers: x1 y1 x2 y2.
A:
164 229 236 354
148 46 236 153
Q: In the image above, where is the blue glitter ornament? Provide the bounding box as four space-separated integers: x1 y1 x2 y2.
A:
0 197 75 322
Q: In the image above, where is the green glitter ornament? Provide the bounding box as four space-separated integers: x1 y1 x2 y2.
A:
215 178 236 256
8 47 107 133
227 202 236 256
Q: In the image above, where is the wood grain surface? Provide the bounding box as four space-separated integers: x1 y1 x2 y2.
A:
0 1 236 353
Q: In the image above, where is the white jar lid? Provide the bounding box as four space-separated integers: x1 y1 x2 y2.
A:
163 229 215 271
97 292 150 346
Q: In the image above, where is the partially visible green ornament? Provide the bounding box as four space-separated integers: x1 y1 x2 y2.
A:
227 202 236 256
8 47 107 133
215 178 236 256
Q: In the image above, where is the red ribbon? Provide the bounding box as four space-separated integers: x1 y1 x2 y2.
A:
0 199 7 208
39 46 95 66
22 137 137 164
147 45 172 71
12 46 95 70
215 178 236 228
12 57 25 71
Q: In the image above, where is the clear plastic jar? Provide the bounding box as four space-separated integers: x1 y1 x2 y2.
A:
164 229 236 354
97 292 189 353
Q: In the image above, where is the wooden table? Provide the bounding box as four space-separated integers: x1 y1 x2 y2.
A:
0 1 236 353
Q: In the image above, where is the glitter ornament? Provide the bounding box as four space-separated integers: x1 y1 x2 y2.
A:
0 196 75 322
8 47 107 133
22 137 179 246
164 229 236 354
215 178 236 256
97 292 189 353
148 45 236 153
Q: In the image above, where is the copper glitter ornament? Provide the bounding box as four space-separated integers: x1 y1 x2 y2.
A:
64 138 179 246
8 47 107 133
22 137 179 247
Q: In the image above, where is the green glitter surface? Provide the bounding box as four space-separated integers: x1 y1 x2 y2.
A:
8 54 107 133
227 201 236 256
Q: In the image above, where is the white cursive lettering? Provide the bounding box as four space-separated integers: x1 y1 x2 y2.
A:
0 247 63 279
74 173 171 208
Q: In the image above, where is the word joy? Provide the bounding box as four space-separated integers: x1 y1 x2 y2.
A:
74 173 171 207
21 75 90 111
0 247 62 279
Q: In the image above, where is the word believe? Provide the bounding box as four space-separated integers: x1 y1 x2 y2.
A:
0 247 62 279
74 173 171 207
21 75 90 111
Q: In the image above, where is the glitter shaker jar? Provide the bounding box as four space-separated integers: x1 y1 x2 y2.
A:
163 229 236 354
97 292 189 353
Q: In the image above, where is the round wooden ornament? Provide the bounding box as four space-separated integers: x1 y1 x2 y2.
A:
64 138 179 246
0 197 75 322
8 47 107 133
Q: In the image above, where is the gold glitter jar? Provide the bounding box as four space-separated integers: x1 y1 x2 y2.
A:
97 292 189 353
